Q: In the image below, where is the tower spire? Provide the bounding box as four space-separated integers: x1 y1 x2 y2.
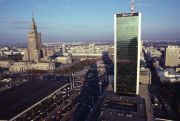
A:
131 0 135 13
31 10 37 32
32 10 35 22
32 11 34 20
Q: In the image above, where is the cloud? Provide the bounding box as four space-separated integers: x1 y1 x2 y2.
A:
0 25 28 30
0 16 29 24
0 16 13 21
0 18 30 30
10 20 30 25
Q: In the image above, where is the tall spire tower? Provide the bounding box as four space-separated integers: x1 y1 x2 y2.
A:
27 12 42 62
131 0 135 13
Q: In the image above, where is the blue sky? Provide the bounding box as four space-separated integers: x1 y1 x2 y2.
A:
0 0 180 43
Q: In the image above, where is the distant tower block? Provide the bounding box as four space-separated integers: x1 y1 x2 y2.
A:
92 43 95 53
62 44 66 53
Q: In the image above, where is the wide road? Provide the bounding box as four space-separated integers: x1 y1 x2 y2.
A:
139 84 154 121
0 78 67 120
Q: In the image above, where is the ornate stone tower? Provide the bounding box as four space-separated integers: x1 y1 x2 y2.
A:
27 16 42 62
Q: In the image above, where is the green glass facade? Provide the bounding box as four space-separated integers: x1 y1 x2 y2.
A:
115 13 141 95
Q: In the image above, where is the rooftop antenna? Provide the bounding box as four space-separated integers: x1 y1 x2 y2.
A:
131 0 135 13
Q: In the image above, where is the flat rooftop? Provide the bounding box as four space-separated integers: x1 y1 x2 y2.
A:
107 100 137 112
99 92 146 121
0 79 67 120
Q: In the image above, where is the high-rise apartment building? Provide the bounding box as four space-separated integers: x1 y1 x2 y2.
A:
62 44 66 53
114 12 141 95
165 46 180 67
27 17 42 62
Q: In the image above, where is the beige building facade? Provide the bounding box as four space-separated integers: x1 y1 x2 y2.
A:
140 68 151 84
55 57 72 64
0 60 55 72
0 61 10 68
165 46 180 67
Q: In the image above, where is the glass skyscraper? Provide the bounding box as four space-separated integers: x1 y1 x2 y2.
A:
114 13 141 95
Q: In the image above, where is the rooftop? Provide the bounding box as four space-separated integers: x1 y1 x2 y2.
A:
98 93 146 121
0 78 67 120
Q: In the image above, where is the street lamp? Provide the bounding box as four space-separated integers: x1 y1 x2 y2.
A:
62 95 66 106
99 81 102 94
72 73 75 88
70 77 72 90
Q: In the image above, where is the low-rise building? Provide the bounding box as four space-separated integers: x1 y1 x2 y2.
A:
140 68 151 84
55 56 72 64
29 62 55 71
0 61 10 68
97 93 146 121
147 47 162 59
158 70 180 83
9 62 28 72
0 61 55 72
156 67 180 83
46 48 55 57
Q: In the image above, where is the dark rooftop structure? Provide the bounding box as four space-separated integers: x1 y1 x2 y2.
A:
98 92 147 121
0 79 67 120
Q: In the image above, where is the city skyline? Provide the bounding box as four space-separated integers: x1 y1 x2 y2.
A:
0 0 180 43
0 1 180 120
